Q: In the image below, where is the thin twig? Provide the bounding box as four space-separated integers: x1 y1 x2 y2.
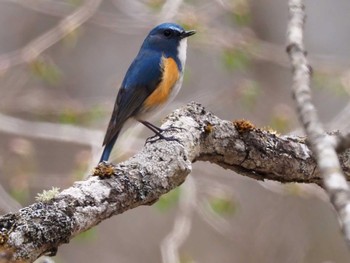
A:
286 0 350 246
158 0 184 23
0 183 22 213
161 176 196 263
0 0 103 73
7 0 350 74
0 113 102 147
332 131 350 153
7 0 116 27
328 103 350 131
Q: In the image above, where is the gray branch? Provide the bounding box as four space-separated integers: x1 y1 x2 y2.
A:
1 102 350 262
286 0 350 246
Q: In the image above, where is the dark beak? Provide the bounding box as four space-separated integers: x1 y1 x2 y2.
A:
181 30 196 39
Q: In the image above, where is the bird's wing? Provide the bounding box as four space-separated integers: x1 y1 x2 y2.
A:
102 51 163 146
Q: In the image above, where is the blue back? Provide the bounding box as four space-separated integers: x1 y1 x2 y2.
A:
121 50 162 95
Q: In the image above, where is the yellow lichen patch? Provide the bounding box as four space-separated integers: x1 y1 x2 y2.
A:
143 57 179 109
0 233 7 245
0 220 16 246
93 162 115 178
265 127 281 136
204 123 214 134
35 187 60 202
233 119 255 133
259 126 281 137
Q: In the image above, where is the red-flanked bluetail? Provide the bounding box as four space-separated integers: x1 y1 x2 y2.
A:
100 23 196 162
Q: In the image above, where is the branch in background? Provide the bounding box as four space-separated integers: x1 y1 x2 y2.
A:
158 0 184 23
286 0 350 246
332 131 350 153
1 102 350 261
161 176 196 263
0 0 103 73
0 112 153 172
7 0 350 75
328 103 350 132
0 113 102 147
0 184 22 213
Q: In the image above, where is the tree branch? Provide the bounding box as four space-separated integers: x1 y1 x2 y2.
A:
286 0 350 246
1 102 350 262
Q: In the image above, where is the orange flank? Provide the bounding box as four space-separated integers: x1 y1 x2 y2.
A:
144 56 179 109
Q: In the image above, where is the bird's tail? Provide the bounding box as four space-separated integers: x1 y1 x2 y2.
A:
99 131 120 163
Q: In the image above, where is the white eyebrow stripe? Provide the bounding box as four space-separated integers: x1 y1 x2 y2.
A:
168 26 182 33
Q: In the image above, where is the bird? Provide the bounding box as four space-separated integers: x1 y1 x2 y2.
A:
99 22 196 163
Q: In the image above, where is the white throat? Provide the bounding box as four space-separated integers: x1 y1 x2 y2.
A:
177 38 188 71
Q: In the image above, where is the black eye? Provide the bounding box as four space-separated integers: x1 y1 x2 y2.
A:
163 29 172 37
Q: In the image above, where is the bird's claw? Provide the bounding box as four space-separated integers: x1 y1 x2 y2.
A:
145 134 180 145
164 124 186 132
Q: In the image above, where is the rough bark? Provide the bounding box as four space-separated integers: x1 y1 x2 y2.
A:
0 102 349 262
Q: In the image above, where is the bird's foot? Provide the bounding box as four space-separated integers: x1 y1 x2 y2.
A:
145 126 182 144
145 133 180 145
140 120 182 145
164 123 187 132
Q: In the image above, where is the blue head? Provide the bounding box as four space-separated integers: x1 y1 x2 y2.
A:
140 23 195 68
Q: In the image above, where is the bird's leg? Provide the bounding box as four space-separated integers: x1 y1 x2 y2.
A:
139 120 164 134
139 121 180 144
141 121 186 133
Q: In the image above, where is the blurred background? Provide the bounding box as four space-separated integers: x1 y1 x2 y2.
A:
0 0 350 262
